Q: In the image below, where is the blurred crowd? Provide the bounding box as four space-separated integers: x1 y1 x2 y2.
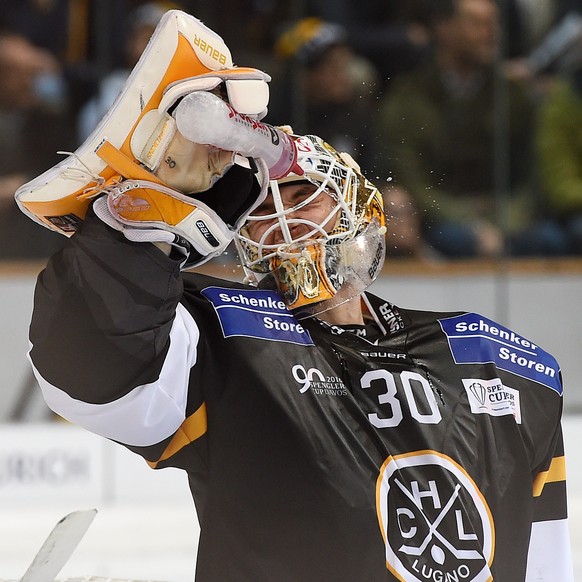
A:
1 0 582 261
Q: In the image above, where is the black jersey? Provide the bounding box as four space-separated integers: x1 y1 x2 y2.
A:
29 216 572 581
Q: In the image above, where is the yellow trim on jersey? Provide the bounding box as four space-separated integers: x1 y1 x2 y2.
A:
147 402 207 468
533 455 566 497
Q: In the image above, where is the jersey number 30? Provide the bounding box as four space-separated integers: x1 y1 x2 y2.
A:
361 370 442 428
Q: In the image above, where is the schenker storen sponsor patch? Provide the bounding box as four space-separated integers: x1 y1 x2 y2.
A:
202 286 314 345
439 313 562 395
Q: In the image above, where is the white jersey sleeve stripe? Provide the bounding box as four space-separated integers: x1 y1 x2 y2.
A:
29 303 200 447
526 518 574 581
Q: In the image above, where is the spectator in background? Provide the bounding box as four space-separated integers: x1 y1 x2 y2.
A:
382 184 438 261
171 0 430 91
305 0 431 92
504 1 582 98
375 0 565 258
0 0 133 119
536 36 582 255
0 0 70 59
503 0 562 62
268 17 379 173
77 2 173 140
0 32 74 259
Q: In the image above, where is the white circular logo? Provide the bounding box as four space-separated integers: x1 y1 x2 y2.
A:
376 451 494 581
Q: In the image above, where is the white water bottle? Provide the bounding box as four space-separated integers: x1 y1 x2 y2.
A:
174 91 303 179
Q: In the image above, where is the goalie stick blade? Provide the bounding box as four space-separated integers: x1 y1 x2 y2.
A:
20 509 97 582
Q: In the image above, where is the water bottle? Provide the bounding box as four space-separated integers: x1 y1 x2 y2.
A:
174 91 303 179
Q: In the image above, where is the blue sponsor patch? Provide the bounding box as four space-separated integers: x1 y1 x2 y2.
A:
202 286 314 345
439 313 562 395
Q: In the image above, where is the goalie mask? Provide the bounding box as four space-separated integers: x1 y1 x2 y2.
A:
235 134 386 318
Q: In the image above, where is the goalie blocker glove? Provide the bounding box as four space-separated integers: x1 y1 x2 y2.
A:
93 155 268 269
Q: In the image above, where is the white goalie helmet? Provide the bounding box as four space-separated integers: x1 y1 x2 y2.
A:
234 134 386 318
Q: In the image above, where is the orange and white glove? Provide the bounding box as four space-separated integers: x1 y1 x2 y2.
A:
93 155 268 268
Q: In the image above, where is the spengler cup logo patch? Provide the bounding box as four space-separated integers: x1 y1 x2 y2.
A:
462 377 522 423
376 451 494 581
201 286 314 345
439 313 561 395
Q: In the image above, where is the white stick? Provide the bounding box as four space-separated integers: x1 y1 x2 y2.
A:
19 509 97 582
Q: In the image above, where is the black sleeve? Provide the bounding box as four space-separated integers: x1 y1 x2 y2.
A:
29 211 184 404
